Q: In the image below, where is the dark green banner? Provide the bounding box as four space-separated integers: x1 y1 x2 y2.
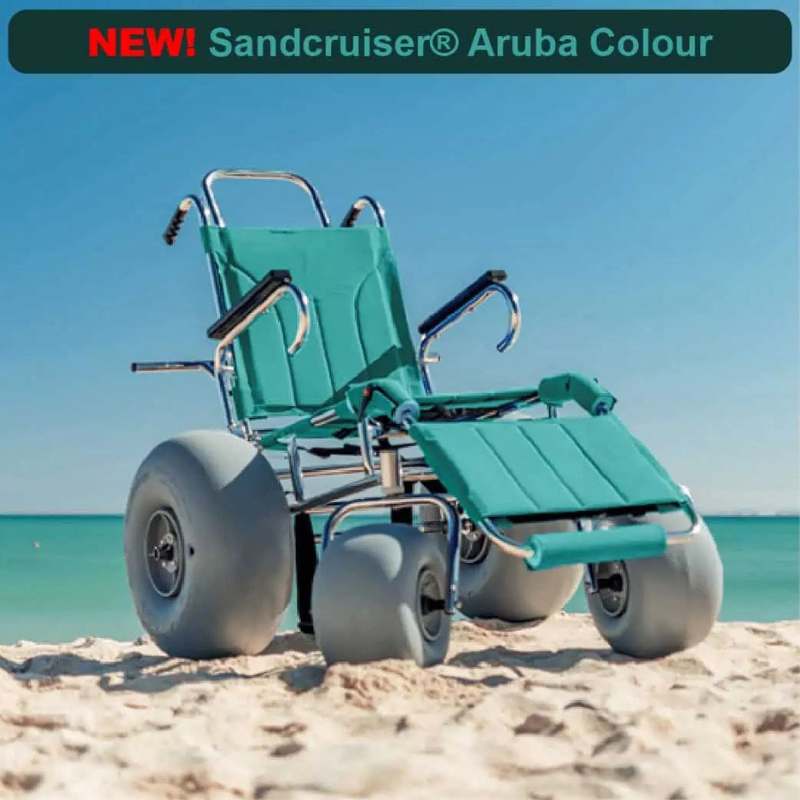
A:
8 9 792 75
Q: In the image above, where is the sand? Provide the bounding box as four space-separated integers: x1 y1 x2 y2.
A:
0 614 798 800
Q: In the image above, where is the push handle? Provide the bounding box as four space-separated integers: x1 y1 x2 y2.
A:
341 196 386 228
162 195 208 246
202 169 330 227
418 270 508 336
163 204 189 245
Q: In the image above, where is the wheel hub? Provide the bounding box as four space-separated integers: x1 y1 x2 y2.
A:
145 509 185 598
459 522 489 565
417 568 445 641
595 561 629 617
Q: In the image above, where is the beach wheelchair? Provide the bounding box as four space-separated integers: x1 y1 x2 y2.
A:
125 170 723 666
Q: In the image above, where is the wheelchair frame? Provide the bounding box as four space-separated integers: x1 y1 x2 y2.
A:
131 169 702 625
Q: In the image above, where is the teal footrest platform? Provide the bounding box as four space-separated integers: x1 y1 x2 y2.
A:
523 524 668 570
409 416 686 523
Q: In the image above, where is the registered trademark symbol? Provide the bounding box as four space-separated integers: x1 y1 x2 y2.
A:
430 28 459 57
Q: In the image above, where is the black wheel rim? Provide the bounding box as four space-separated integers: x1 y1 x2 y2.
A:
595 561 629 618
145 508 185 599
417 568 445 642
460 528 489 565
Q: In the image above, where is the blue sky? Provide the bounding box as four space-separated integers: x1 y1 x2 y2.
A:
0 0 797 514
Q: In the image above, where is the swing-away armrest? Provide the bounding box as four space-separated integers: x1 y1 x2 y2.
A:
207 270 292 341
418 270 508 336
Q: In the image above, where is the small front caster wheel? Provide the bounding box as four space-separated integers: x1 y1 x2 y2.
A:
312 524 451 667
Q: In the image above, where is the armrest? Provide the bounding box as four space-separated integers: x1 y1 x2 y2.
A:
207 270 292 341
418 270 508 336
537 373 616 416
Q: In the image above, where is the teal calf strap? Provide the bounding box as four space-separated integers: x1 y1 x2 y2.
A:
523 524 667 570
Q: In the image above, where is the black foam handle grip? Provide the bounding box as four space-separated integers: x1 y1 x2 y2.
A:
163 205 189 245
207 270 292 340
341 207 359 227
418 270 508 336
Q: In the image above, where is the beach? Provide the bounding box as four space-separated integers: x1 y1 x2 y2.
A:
1 613 798 799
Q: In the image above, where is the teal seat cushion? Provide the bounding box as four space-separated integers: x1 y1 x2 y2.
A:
410 415 686 522
202 226 423 418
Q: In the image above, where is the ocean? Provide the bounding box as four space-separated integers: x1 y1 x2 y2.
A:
0 515 797 645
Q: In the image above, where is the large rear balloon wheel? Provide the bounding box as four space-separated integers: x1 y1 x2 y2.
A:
124 430 293 659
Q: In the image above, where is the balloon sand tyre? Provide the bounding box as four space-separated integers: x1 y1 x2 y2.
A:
312 524 451 667
586 514 723 659
441 514 583 623
124 430 293 659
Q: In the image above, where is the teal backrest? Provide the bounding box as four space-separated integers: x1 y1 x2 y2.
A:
201 226 424 418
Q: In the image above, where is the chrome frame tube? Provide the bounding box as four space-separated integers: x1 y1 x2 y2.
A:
176 194 211 226
165 193 224 322
287 437 304 503
282 284 312 355
154 171 327 434
166 191 237 428
201 251 238 428
379 448 401 494
321 494 462 614
290 475 381 515
478 519 534 559
358 419 376 476
418 282 522 394
667 499 704 544
341 196 386 227
215 351 236 431
202 169 331 228
577 520 600 593
398 468 437 484
309 409 339 427
275 460 435 482
198 169 327 431
140 189 240 427
478 498 704 565
277 463 366 481
583 564 600 594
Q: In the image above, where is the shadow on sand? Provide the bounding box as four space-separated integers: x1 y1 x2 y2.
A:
0 627 633 695
0 630 321 694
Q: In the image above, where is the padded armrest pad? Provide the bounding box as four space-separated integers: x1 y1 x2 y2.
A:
418 270 507 336
538 373 617 416
207 270 292 341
